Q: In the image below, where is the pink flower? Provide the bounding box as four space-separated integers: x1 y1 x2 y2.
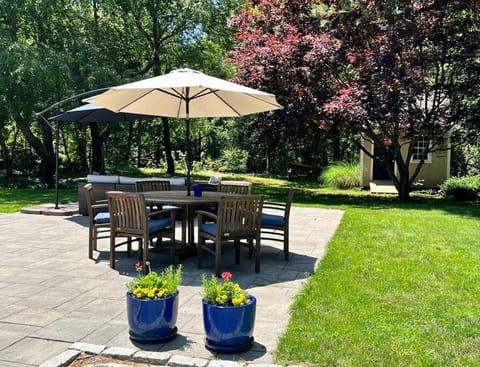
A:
135 262 142 272
221 272 232 281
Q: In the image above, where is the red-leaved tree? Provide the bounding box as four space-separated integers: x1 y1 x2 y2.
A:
229 0 348 174
320 0 480 200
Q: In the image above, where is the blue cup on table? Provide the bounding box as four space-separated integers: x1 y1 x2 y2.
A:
193 184 202 197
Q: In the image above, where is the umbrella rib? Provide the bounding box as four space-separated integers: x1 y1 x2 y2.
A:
114 89 159 112
210 91 242 116
190 88 218 99
244 93 283 108
156 88 186 100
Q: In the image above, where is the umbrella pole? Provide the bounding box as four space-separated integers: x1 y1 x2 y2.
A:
186 117 191 196
55 122 60 209
185 89 191 196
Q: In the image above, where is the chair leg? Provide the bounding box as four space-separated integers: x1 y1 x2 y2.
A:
142 239 148 274
254 236 261 273
284 228 289 261
247 238 253 259
197 236 204 269
215 239 222 277
89 227 94 259
127 236 132 257
234 240 240 264
171 226 176 265
110 235 116 269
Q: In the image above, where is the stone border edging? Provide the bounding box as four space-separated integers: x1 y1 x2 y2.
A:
39 342 285 367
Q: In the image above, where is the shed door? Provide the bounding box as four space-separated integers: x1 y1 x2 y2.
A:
372 146 394 180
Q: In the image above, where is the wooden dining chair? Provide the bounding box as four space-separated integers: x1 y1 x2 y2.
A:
107 191 177 272
196 195 264 277
260 188 294 260
135 179 180 211
217 181 252 194
135 179 171 192
84 183 111 259
207 181 253 215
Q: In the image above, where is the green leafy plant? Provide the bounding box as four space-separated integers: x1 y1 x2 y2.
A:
127 262 183 299
201 272 250 306
218 148 248 173
320 162 361 189
439 175 480 201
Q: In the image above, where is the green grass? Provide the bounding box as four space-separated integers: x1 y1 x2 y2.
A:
1 176 479 366
275 200 480 366
0 188 77 213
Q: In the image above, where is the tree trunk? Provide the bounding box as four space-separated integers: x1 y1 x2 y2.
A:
89 122 105 174
162 117 175 174
136 121 142 168
60 125 72 169
393 155 411 202
0 135 13 178
14 115 55 184
73 123 88 174
124 121 134 164
397 177 411 201
329 124 341 161
154 124 163 166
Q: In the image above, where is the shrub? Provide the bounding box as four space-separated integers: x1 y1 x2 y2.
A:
320 162 361 189
217 148 248 173
439 175 480 201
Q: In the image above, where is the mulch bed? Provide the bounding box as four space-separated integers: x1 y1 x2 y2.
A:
68 353 159 367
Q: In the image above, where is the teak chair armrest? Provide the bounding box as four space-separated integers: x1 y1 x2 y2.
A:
196 210 218 222
91 203 108 210
148 208 179 219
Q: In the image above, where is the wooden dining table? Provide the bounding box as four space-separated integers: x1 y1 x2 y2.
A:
141 190 229 250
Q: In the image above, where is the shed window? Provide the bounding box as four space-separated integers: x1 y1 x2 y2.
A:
412 136 432 163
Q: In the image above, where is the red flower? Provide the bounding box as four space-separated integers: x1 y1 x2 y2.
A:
135 262 142 272
221 272 232 281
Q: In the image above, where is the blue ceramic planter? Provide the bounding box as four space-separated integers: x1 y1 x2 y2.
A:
126 291 178 343
202 295 256 353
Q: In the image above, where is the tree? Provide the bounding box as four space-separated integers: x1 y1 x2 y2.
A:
319 0 480 200
229 0 355 175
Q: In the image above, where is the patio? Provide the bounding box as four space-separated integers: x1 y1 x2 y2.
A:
0 207 343 366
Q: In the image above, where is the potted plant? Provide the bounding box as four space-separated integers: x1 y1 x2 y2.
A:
126 261 182 343
201 271 256 353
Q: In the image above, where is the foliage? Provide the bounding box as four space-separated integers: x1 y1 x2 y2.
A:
318 0 480 201
127 262 183 300
276 199 480 366
201 272 250 306
439 175 480 201
0 0 241 183
217 148 248 173
229 0 357 175
320 162 360 189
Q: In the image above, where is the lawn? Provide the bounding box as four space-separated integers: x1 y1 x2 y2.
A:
275 197 480 366
0 188 77 213
1 180 479 366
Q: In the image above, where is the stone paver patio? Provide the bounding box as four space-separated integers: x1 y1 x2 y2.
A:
0 206 343 366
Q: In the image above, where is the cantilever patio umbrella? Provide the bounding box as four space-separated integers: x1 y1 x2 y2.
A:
49 103 154 209
52 102 154 123
85 68 283 194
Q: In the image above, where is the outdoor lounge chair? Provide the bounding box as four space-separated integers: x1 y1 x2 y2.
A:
84 183 111 260
196 195 264 277
107 191 177 272
260 188 294 261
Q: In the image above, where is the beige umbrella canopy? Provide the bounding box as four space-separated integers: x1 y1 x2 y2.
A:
85 68 282 118
85 68 282 192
